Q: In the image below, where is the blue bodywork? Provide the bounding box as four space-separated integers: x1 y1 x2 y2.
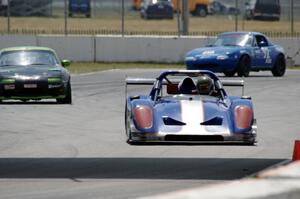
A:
125 70 257 145
185 32 286 77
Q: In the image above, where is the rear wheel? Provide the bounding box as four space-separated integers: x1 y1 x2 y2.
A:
57 81 72 104
272 54 286 77
195 5 207 17
237 56 251 77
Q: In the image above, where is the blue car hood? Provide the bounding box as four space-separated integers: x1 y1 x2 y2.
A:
186 46 242 57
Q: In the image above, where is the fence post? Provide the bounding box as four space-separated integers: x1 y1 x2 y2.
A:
235 0 238 32
7 0 10 34
64 0 68 35
121 0 124 37
182 0 189 35
291 0 294 36
176 0 181 37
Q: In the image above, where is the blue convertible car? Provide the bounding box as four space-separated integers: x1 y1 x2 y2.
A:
185 32 286 77
125 70 257 145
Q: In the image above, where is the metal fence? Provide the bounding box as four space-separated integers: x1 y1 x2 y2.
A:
0 0 299 37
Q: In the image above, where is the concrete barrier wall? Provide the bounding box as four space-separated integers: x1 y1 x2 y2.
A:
0 35 299 65
272 38 300 65
37 35 95 62
95 36 214 63
0 35 37 48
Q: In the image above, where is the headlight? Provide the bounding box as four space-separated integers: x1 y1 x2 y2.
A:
234 106 253 129
48 77 62 83
185 56 196 61
0 78 15 84
217 55 229 60
133 105 153 129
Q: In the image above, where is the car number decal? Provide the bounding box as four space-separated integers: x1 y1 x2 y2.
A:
261 48 272 64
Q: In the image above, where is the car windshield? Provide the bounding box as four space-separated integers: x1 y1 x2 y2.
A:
0 50 59 67
157 74 221 100
213 34 251 47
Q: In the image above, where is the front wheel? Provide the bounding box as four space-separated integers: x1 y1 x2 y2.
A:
272 55 286 77
237 56 251 77
125 103 133 144
57 81 72 104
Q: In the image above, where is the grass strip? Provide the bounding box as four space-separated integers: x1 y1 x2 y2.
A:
67 62 300 74
68 62 184 74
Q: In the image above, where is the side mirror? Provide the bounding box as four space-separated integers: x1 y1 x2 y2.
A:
61 59 71 67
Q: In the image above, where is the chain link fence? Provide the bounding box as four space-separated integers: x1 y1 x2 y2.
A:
0 0 299 37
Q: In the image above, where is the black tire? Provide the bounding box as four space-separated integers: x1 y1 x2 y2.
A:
224 71 236 77
237 56 251 77
272 54 286 77
125 103 133 144
57 81 72 104
195 6 207 17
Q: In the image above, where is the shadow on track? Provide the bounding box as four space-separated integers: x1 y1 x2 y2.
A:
0 101 66 105
0 158 286 180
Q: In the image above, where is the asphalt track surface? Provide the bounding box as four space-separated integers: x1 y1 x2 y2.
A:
0 69 299 199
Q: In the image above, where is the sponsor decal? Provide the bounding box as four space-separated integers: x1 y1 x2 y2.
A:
202 50 215 55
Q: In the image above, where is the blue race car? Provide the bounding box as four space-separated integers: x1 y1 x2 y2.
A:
185 32 286 77
125 70 257 145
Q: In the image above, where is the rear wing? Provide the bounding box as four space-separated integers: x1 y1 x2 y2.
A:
125 77 244 87
125 77 245 96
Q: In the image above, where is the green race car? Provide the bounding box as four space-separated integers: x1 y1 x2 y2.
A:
0 46 72 104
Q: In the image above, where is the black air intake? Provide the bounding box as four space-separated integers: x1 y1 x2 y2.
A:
165 135 224 142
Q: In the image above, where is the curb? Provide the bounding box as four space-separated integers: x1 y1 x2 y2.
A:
140 161 300 199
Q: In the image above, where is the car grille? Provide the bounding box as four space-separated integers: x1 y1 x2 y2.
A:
1 80 63 97
165 135 224 142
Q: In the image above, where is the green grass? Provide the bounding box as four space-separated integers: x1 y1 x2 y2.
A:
67 62 300 74
68 62 184 74
1 16 299 36
288 65 300 70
